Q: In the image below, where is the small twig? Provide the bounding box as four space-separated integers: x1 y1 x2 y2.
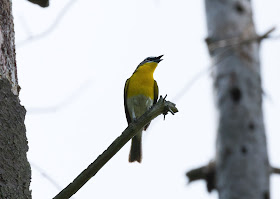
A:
168 107 175 115
162 95 172 120
260 27 276 39
186 161 216 192
207 27 276 52
53 96 178 199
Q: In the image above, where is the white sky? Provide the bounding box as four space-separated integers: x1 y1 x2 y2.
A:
12 0 280 198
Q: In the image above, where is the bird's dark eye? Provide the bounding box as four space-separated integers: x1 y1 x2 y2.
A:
146 57 153 61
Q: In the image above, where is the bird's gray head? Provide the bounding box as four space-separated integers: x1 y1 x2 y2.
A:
135 55 164 72
140 55 163 65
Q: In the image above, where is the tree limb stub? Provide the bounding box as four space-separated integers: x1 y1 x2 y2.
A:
187 162 280 193
53 96 178 199
186 161 216 192
27 0 49 7
206 27 276 52
271 167 280 175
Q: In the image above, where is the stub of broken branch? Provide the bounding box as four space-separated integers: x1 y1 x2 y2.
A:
270 166 280 175
53 95 178 199
186 161 216 192
27 0 49 7
187 161 280 193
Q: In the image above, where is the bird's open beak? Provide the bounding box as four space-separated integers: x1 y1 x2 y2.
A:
154 55 164 63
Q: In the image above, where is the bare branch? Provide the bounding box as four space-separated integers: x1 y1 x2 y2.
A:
206 27 276 52
53 96 178 199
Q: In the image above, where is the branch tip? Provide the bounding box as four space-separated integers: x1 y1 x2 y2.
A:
271 166 280 175
259 27 276 40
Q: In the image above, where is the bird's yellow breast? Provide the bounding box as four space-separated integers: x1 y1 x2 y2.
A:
127 71 155 99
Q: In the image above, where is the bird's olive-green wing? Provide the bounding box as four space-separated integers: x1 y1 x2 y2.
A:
124 78 132 124
154 80 159 105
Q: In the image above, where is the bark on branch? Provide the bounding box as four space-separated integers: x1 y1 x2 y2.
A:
53 96 178 199
27 0 49 7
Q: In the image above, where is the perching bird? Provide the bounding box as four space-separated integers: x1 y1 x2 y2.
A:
124 55 163 163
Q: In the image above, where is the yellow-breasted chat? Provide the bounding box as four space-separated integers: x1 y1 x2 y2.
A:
124 55 163 163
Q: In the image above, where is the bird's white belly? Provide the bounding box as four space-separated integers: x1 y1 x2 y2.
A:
126 95 153 119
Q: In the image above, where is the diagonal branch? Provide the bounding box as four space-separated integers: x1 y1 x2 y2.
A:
53 96 178 199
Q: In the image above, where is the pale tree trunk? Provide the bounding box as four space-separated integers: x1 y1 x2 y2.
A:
0 1 31 198
205 0 270 199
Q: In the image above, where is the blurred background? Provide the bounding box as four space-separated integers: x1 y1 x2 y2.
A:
13 0 280 198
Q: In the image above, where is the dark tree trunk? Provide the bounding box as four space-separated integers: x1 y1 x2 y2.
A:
0 1 31 198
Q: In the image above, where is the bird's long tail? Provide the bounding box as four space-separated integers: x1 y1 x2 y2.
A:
129 132 142 163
